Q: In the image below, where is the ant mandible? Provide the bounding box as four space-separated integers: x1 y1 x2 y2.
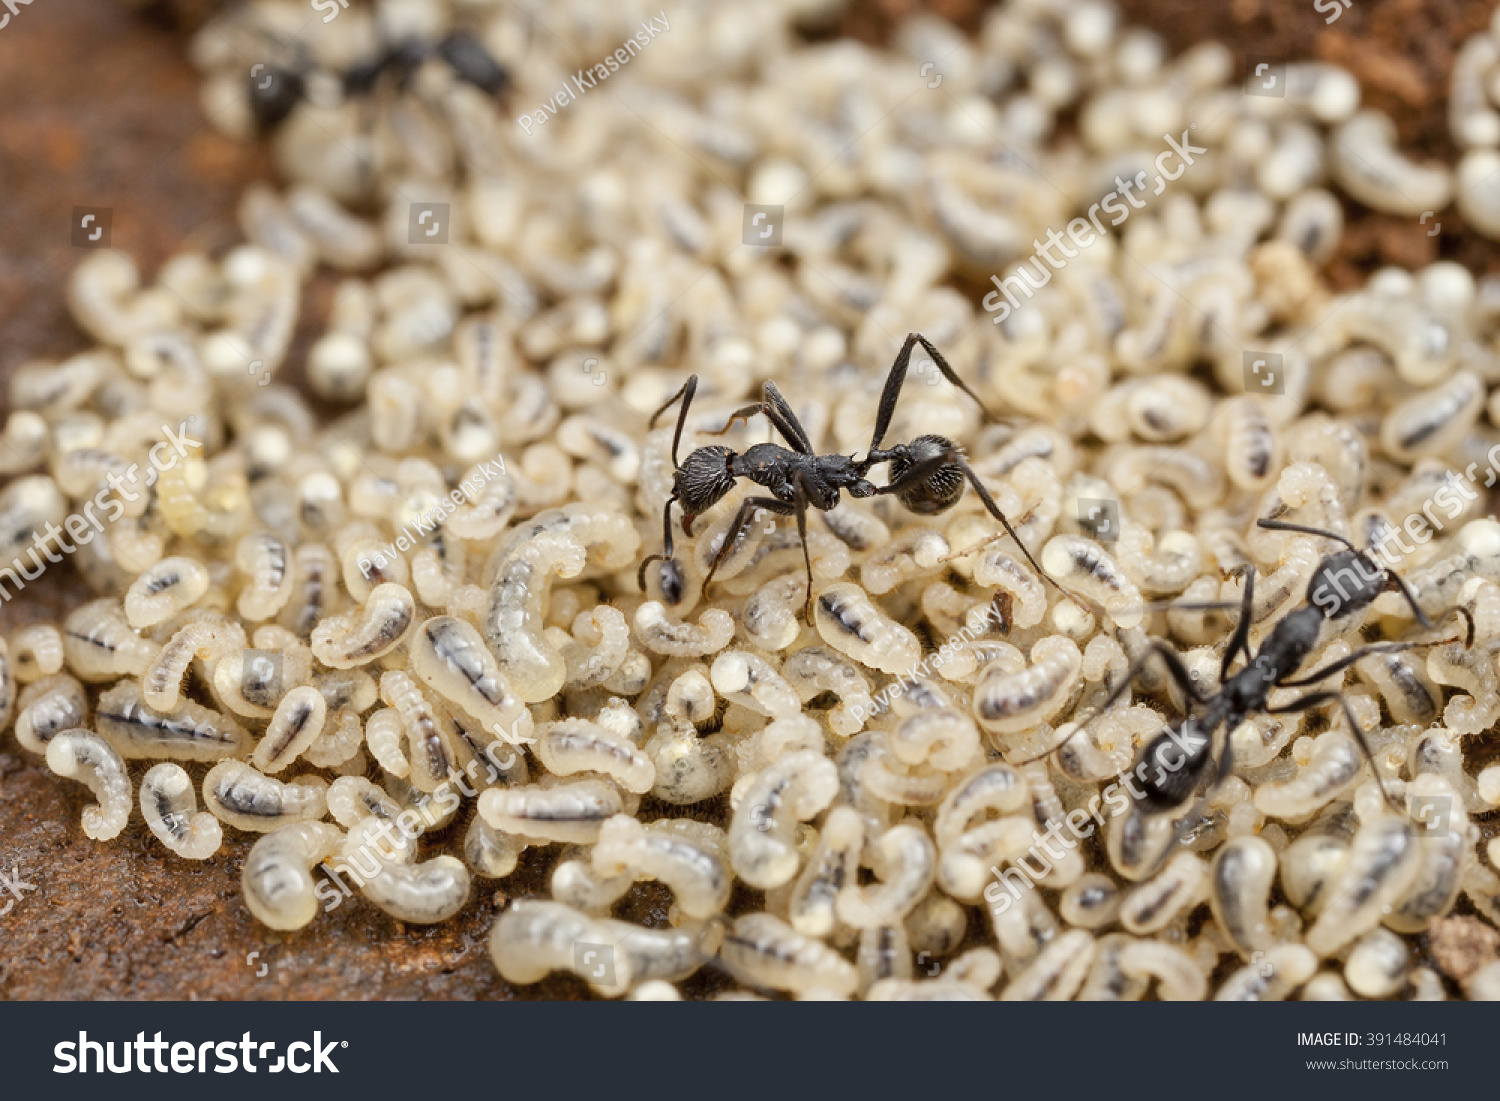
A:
636 332 1068 620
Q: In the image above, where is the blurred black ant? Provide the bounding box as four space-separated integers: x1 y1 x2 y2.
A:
1030 517 1473 818
637 332 1070 620
247 27 508 132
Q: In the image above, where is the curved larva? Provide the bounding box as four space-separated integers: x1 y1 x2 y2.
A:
861 751 950 807
1380 371 1484 462
1040 536 1143 628
63 598 160 682
251 686 327 774
643 722 737 805
490 900 626 990
972 635 1082 737
1060 874 1122 931
95 680 251 760
1344 928 1411 999
837 823 936 930
482 532 584 701
310 582 415 668
14 674 88 754
1355 651 1440 726
338 817 471 924
478 780 624 844
140 762 222 859
203 760 328 833
242 821 345 931
938 816 1035 901
934 764 1031 848
788 807 865 937
141 615 247 712
305 709 365 768
557 415 641 484
124 557 210 629
1115 525 1201 596
45 729 131 841
889 678 980 772
536 718 655 794
1305 816 1423 957
278 543 339 638
408 615 531 744
1083 933 1148 1002
781 646 874 735
342 537 409 602
1116 940 1206 1002
660 669 711 729
812 583 921 675
445 463 518 541
1386 775 1467 934
1000 929 1095 1002
710 651 800 720
1209 836 1277 957
10 624 63 683
729 750 839 889
720 913 858 998
1105 446 1223 509
743 575 807 652
859 526 950 595
1220 397 1279 491
1118 852 1205 935
633 601 736 658
972 549 1047 629
327 776 403 828
592 815 732 918
855 923 912 994
465 815 525 879
552 851 634 914
379 670 460 794
364 708 409 777
1253 730 1362 821
411 531 466 608
560 606 630 690
1330 110 1452 218
1214 945 1318 1002
1106 802 1180 883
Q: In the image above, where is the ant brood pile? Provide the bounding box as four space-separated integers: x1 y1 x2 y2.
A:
7 0 1500 1000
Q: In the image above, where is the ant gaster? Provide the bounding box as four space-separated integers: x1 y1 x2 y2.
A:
637 333 1067 620
1034 517 1474 817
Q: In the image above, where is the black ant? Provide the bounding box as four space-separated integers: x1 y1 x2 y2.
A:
1031 517 1474 820
246 27 508 132
636 333 1068 620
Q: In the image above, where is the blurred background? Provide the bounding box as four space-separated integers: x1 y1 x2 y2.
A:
0 0 1495 999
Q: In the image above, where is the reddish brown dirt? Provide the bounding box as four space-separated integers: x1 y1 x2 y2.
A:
0 0 1493 998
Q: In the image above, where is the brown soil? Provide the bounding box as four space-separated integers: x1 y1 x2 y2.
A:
0 0 1494 998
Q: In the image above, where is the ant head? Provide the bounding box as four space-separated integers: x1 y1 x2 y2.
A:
675 445 737 524
888 435 964 514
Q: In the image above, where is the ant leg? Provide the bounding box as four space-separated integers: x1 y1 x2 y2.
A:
1279 632 1469 689
702 496 793 592
1255 517 1358 551
1382 566 1436 631
636 494 679 590
706 405 763 437
648 376 699 467
703 383 814 455
1220 565 1256 683
794 492 815 621
955 457 1084 609
866 333 1001 455
1266 689 1401 813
